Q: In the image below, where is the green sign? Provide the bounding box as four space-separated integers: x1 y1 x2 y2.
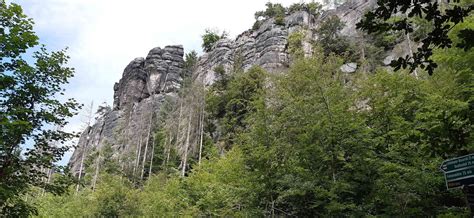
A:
441 154 474 189
441 154 474 172
446 168 474 181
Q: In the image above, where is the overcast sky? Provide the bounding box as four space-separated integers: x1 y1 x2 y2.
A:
11 0 320 164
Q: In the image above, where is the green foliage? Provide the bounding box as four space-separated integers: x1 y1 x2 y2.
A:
201 29 228 52
183 50 198 78
34 174 140 217
93 174 141 216
317 15 352 56
356 0 474 74
185 148 260 216
258 2 285 19
254 1 322 28
289 1 322 17
355 70 471 216
28 2 474 216
140 174 196 216
241 54 375 216
255 2 286 26
288 30 305 58
206 66 267 149
0 1 81 215
33 51 473 217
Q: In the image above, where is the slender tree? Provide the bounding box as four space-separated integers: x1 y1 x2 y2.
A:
141 111 154 180
0 1 81 215
76 101 94 193
148 135 155 176
182 108 194 177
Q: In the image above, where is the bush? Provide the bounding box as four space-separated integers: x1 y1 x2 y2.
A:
201 29 228 52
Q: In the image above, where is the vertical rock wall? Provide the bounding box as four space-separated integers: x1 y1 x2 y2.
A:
69 0 380 175
69 46 184 175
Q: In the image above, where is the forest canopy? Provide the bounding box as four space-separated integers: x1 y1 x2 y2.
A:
1 0 473 216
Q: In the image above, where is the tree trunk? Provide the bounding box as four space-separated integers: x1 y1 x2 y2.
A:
405 13 418 78
181 109 193 177
92 151 101 191
166 133 172 165
75 152 85 193
176 100 183 147
149 135 155 177
198 106 204 165
75 136 89 194
133 137 142 178
141 112 154 180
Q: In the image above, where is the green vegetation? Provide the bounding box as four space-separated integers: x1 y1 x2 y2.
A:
253 1 322 29
288 30 306 58
0 1 81 216
255 2 287 26
2 0 473 217
357 0 473 74
317 15 352 56
183 50 198 78
31 39 473 215
201 29 228 52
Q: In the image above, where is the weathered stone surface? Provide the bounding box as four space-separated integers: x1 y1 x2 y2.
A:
340 62 358 73
70 1 386 175
194 0 375 85
69 46 183 175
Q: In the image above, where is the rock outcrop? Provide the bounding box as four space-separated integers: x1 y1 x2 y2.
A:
69 0 380 176
195 11 315 85
194 0 377 85
69 46 184 175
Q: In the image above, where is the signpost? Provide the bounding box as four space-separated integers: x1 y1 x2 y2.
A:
440 154 474 189
441 154 474 215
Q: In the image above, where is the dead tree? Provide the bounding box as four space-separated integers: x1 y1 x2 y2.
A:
181 108 193 177
76 101 94 193
141 110 154 180
148 135 155 177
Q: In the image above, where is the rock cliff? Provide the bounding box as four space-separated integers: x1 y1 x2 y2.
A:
69 0 379 176
69 46 184 175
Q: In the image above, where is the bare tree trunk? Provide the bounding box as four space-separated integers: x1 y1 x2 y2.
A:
92 151 101 191
405 13 418 78
76 152 85 193
198 106 205 165
41 168 53 197
148 135 155 176
141 112 154 180
133 137 143 177
181 109 193 177
162 135 168 166
75 136 90 194
166 133 172 165
76 101 94 193
176 100 183 144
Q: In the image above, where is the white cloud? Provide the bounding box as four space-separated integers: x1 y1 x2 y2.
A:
12 0 320 164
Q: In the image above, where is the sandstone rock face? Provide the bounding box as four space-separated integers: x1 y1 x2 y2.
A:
194 0 376 85
69 46 183 175
69 1 379 175
195 11 315 85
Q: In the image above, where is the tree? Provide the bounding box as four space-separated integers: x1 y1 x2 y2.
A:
183 50 198 78
317 15 352 56
288 1 322 17
206 66 267 149
356 0 473 74
240 54 374 216
354 69 471 216
201 29 228 52
255 2 286 25
0 1 81 215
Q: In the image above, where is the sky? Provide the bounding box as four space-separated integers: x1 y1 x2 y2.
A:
10 0 320 164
